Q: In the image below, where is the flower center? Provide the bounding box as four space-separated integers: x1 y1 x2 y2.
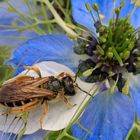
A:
74 2 140 93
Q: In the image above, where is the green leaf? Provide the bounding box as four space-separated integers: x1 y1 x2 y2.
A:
43 131 61 140
128 128 140 140
16 127 26 140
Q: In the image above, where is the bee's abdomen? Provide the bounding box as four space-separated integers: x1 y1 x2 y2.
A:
1 99 32 107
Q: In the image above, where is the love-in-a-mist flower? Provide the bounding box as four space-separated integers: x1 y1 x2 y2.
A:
5 0 140 140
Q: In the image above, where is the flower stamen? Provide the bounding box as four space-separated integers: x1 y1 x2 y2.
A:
75 2 140 93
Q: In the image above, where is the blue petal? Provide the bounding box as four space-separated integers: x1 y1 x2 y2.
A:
72 91 134 140
7 34 76 75
130 75 140 120
0 30 37 47
71 0 114 30
130 6 140 28
21 130 46 140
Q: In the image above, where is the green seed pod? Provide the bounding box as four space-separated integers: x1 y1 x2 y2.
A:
102 44 106 49
125 20 131 27
123 50 130 60
107 52 113 59
109 19 115 26
92 3 98 11
119 18 125 23
115 8 120 15
128 42 134 50
119 52 124 58
137 57 140 61
99 36 106 43
120 1 125 8
108 47 113 52
99 26 105 32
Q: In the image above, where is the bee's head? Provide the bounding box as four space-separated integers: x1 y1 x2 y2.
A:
61 76 75 96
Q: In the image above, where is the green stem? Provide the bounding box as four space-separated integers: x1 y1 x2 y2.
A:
76 121 91 134
112 46 123 66
6 1 45 35
65 133 79 140
42 0 78 38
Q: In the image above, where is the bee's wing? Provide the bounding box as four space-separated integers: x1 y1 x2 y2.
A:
0 77 55 103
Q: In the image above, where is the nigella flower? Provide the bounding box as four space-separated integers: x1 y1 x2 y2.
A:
4 0 140 140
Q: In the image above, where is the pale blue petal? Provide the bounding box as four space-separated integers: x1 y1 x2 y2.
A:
130 75 140 120
72 91 134 140
130 7 140 28
21 130 46 140
71 0 114 30
7 34 76 75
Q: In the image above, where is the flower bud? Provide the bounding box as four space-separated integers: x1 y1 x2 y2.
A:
115 8 120 15
92 3 98 11
107 52 113 59
120 1 125 8
123 50 130 60
99 36 106 43
86 3 91 12
128 42 134 50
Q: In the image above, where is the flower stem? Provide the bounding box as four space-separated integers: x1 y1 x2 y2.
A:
112 46 123 66
42 0 78 38
6 1 45 35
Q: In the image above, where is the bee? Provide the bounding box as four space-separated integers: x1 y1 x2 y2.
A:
0 65 91 128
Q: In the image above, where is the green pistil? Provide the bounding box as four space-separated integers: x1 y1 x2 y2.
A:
112 47 123 66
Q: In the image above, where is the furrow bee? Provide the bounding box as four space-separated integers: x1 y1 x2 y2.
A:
0 65 90 128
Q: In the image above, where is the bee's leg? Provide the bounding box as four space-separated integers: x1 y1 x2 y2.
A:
15 75 34 81
40 101 48 129
3 100 40 114
23 65 41 78
61 94 76 108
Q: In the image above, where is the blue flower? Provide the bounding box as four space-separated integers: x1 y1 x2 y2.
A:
5 0 140 140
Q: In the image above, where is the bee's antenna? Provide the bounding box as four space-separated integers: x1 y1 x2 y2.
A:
75 83 94 98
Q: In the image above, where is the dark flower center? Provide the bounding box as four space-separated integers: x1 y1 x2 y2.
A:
74 2 140 92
